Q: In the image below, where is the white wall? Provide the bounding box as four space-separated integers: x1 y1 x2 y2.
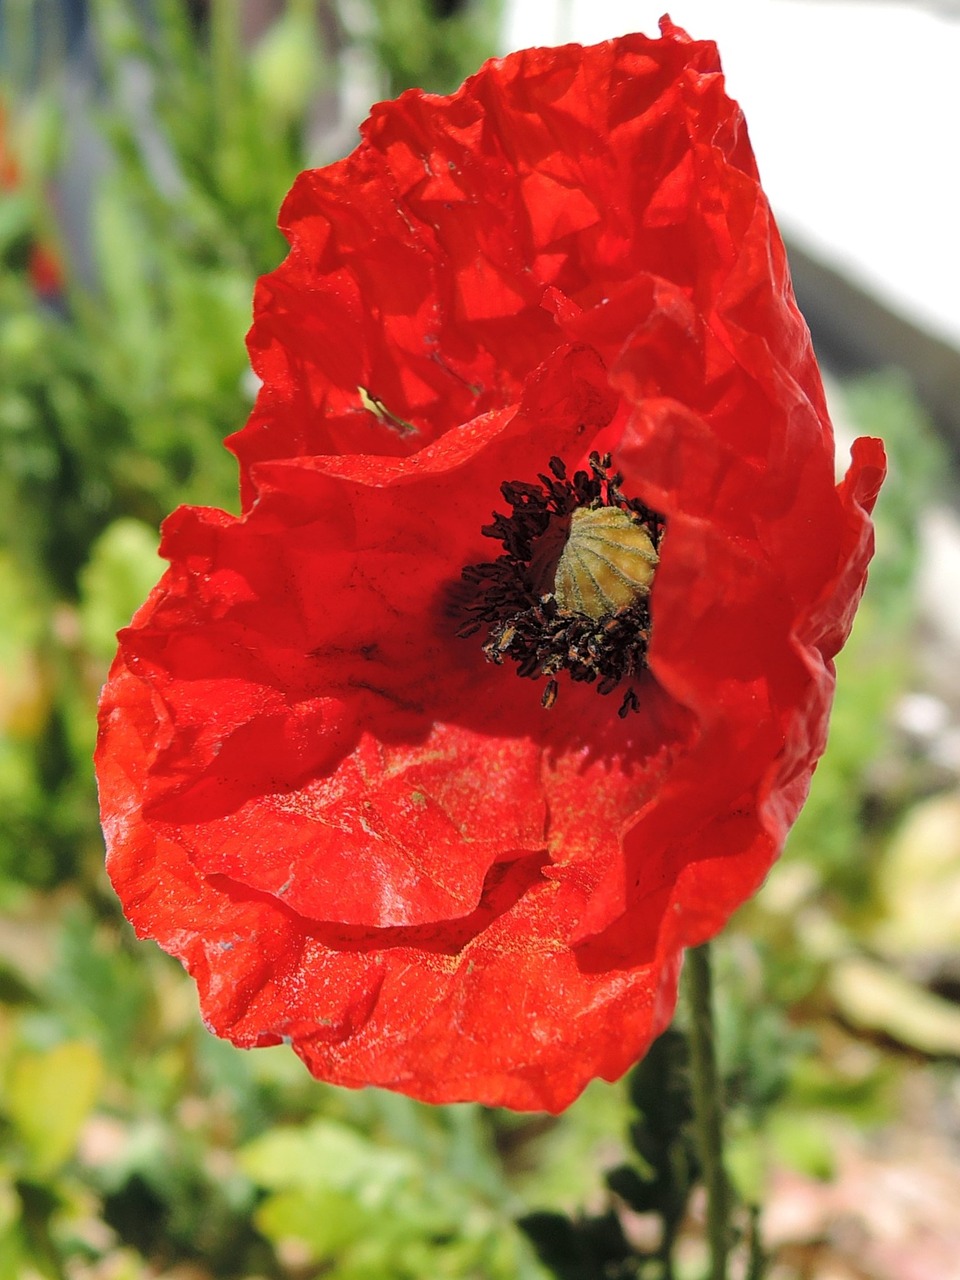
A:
503 1 960 348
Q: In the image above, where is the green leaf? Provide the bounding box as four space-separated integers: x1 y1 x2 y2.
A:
605 1162 659 1214
240 1120 416 1199
249 2 327 123
77 518 163 661
724 1128 767 1205
517 1211 592 1280
254 1186 373 1259
628 1027 693 1143
91 180 160 383
0 192 33 258
829 955 960 1058
46 907 158 1064
7 1040 103 1177
768 1111 835 1182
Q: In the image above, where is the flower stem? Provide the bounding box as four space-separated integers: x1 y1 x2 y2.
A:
684 943 731 1280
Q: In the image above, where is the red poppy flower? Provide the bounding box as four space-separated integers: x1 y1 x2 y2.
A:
96 19 885 1112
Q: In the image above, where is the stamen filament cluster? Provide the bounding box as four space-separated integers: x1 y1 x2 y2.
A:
459 453 663 717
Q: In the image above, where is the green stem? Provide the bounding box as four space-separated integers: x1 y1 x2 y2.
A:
684 943 731 1280
745 1203 765 1280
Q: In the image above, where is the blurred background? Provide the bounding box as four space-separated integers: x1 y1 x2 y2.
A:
0 2 958 1278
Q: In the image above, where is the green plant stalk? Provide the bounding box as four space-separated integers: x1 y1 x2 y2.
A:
684 943 731 1280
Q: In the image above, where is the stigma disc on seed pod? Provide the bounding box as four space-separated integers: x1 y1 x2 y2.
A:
552 506 658 620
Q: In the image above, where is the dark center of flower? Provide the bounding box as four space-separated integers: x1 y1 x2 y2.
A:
458 453 664 717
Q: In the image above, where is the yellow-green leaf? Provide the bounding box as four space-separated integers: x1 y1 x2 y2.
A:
7 1040 103 1176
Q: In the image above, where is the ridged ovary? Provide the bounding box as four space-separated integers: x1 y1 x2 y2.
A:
553 506 658 620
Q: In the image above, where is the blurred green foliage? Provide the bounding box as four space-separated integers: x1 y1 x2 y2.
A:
0 0 510 901
1 2 958 1277
365 0 504 97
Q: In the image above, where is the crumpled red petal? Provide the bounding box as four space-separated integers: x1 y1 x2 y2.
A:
96 18 885 1112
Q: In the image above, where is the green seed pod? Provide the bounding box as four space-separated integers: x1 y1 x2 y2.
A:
552 506 658 620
